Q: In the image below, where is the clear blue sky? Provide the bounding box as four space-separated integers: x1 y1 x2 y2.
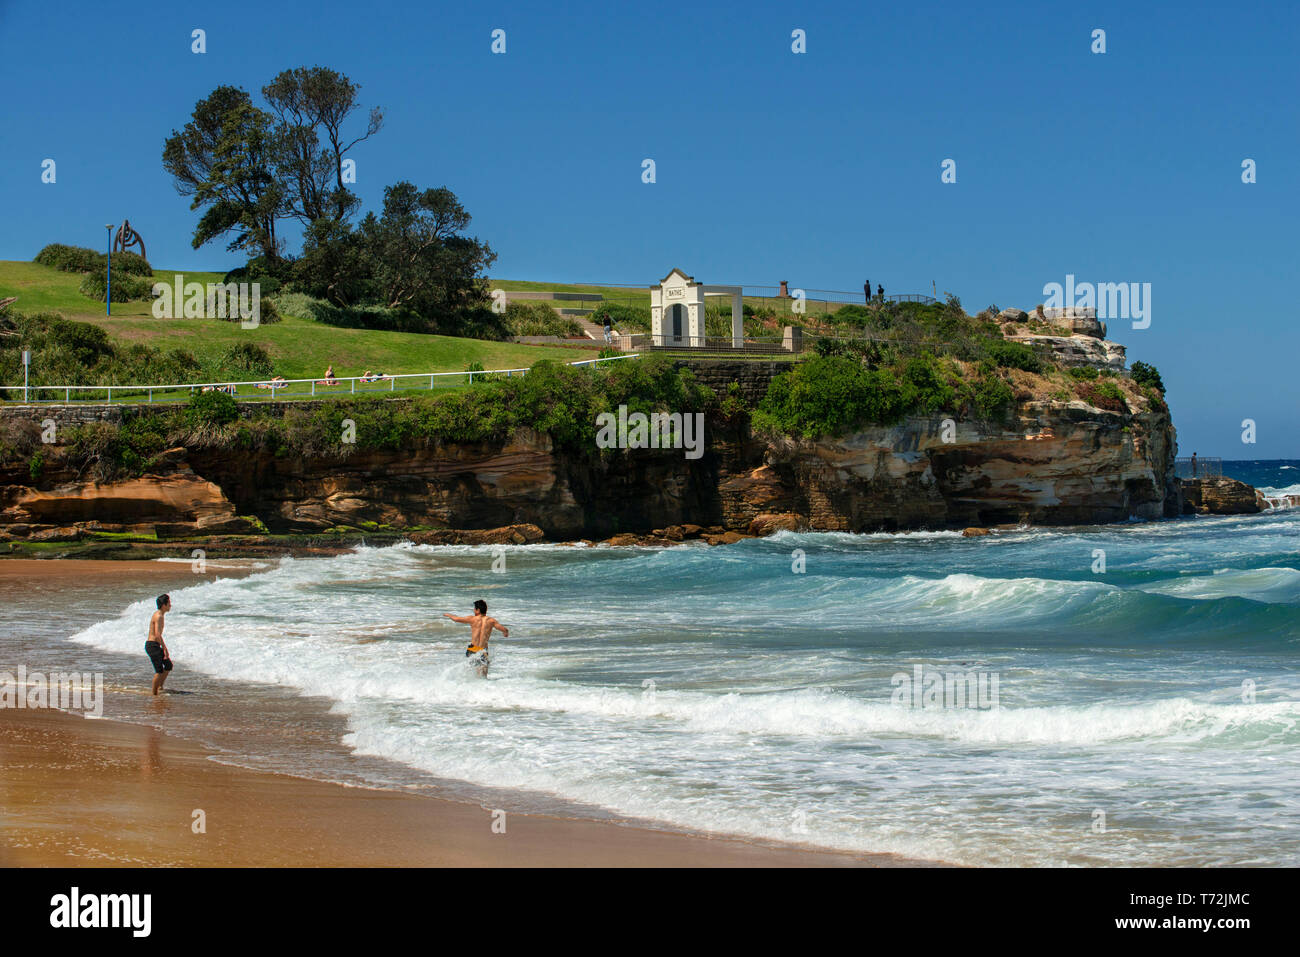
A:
1 0 1295 457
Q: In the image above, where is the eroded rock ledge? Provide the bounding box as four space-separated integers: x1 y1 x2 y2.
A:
2 393 1251 553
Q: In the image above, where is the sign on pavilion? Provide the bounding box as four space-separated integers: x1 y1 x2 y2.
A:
649 268 744 349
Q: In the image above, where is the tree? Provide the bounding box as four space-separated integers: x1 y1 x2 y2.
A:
359 182 496 326
262 67 382 225
163 88 283 261
293 218 370 307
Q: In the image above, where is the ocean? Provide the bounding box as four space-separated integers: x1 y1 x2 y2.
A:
16 460 1300 866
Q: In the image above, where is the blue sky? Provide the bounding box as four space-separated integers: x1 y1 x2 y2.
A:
1 0 1295 456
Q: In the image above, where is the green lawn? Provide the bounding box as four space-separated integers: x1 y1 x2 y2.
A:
1 260 601 382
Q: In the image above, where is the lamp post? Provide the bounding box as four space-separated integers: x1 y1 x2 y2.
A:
105 224 114 316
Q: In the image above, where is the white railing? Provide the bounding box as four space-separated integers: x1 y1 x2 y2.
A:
6 354 641 405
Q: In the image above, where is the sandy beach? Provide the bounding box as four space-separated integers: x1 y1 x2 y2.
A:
0 708 920 868
0 559 927 867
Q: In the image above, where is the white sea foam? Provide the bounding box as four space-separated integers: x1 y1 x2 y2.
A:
64 537 1300 866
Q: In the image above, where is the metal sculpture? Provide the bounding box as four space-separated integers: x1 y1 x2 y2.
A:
113 219 146 260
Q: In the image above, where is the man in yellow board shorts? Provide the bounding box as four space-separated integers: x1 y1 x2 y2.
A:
443 600 509 677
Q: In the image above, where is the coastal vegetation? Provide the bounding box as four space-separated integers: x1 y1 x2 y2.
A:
0 355 714 482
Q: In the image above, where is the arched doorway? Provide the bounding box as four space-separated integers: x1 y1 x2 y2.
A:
668 303 686 343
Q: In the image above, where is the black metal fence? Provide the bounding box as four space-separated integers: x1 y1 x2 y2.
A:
1174 457 1223 479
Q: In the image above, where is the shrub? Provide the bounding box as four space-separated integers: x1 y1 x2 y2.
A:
311 301 428 333
33 243 151 276
972 374 1015 419
34 243 103 273
78 269 151 302
505 301 584 337
184 391 239 429
1067 366 1099 380
219 343 274 378
211 296 281 325
828 304 873 326
272 292 324 321
753 355 910 438
983 338 1044 373
900 353 958 413
110 251 153 277
1130 360 1165 394
1075 379 1127 413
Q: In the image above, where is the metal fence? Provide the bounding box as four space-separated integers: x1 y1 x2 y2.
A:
1174 457 1223 479
622 330 1057 363
4 354 640 406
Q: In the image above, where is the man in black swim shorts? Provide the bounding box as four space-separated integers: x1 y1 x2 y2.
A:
145 594 173 695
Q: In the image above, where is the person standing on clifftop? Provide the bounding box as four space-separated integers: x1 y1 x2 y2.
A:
864 279 871 304
1192 452 1198 477
877 283 885 301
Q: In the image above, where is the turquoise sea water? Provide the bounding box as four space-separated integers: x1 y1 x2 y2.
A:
56 461 1300 865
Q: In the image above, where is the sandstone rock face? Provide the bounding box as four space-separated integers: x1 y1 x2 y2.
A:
0 396 1182 542
0 451 255 537
1006 334 1126 370
720 400 1178 533
1180 478 1262 515
747 512 802 536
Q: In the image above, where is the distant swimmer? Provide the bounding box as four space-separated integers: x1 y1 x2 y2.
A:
145 594 173 696
443 599 509 677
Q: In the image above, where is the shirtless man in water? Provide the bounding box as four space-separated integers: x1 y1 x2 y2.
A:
443 600 508 676
145 594 173 695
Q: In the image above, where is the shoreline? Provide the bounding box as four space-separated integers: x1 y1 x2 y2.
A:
0 708 935 868
0 558 940 868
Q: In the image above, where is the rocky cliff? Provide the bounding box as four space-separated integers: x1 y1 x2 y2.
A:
0 390 1185 546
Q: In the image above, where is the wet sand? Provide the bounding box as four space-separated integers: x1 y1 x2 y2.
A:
0 709 925 867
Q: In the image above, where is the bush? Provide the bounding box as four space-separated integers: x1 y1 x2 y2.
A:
983 338 1044 373
505 301 584 337
110 251 153 277
219 343 274 378
78 269 151 302
311 301 429 333
272 292 325 321
1130 360 1165 394
210 296 281 325
1075 379 1128 413
972 374 1015 419
34 243 103 273
1067 366 1099 380
753 355 911 438
33 243 152 276
901 353 959 413
185 391 239 429
828 304 874 326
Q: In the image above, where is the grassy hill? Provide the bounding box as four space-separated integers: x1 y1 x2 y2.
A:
0 260 600 384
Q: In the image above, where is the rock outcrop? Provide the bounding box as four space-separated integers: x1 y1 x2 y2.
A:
718 399 1177 532
1006 334 1126 371
1 394 1184 545
1179 477 1263 515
